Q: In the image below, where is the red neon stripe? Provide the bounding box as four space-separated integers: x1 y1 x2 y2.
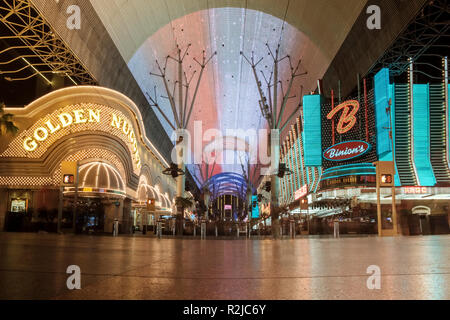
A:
331 90 335 145
364 78 369 142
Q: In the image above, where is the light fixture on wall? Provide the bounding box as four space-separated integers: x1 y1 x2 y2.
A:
162 163 185 178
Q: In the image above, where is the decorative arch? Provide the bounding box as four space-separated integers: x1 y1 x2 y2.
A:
139 164 154 186
412 206 431 215
3 86 170 168
137 164 174 207
0 86 180 195
0 130 140 191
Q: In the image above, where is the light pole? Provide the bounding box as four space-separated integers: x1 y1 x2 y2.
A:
241 45 307 239
148 45 216 236
387 98 398 235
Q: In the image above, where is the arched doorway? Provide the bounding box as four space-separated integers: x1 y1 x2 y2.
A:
133 175 175 234
64 161 127 234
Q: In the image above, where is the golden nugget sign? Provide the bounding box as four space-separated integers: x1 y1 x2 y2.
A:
22 107 141 168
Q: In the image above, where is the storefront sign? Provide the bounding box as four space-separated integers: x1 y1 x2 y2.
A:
320 175 376 189
321 97 377 170
294 185 308 200
23 109 101 152
323 140 371 161
21 106 141 168
327 100 360 134
404 186 428 194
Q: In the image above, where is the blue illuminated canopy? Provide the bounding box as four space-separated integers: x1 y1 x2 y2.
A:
205 173 255 200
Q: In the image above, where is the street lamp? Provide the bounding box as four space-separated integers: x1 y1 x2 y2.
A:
162 162 185 178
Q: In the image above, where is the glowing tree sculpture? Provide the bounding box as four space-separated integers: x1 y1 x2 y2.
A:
241 44 306 239
147 44 216 235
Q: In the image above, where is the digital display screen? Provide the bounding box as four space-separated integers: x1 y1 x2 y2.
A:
11 199 26 213
63 174 74 184
251 195 259 219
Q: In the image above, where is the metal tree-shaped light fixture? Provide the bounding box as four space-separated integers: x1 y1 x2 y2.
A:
277 163 293 178
241 43 307 239
147 44 216 236
162 162 185 178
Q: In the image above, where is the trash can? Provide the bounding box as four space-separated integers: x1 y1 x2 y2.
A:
113 219 119 237
201 221 206 239
157 221 162 238
334 221 340 238
290 220 295 238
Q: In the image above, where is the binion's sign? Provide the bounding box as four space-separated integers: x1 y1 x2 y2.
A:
327 100 360 134
323 140 371 161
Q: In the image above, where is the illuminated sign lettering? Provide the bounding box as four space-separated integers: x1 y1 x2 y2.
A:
23 109 101 152
294 185 308 201
320 175 376 190
327 100 360 134
110 113 141 165
404 187 428 194
323 140 371 161
22 108 141 169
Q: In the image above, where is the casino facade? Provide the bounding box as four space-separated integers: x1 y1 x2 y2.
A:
270 65 450 236
0 86 178 234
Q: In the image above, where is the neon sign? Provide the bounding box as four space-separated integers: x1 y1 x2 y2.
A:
404 187 428 194
294 185 308 201
323 140 371 161
22 107 141 168
327 100 360 134
23 109 101 152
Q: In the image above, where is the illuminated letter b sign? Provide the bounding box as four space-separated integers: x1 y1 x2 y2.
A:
327 100 360 134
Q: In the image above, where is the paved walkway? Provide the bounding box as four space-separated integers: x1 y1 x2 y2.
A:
0 232 448 299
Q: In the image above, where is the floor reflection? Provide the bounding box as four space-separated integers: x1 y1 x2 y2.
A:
0 233 448 300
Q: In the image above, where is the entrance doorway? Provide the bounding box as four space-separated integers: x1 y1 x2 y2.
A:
412 206 431 235
73 198 105 234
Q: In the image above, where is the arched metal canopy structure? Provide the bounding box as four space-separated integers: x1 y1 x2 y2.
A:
64 161 126 198
137 183 173 210
206 172 254 200
25 0 382 192
85 1 366 186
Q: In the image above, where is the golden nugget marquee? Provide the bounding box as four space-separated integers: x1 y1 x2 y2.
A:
0 86 176 234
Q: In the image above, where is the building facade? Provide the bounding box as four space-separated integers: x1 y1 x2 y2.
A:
274 67 450 236
0 86 176 234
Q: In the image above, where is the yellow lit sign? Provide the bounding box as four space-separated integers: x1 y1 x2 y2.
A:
110 113 141 168
23 109 101 152
21 106 141 169
61 161 77 185
404 186 428 194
